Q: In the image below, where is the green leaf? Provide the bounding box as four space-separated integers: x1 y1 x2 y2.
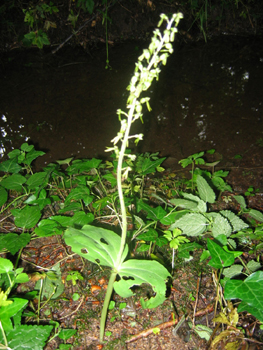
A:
233 195 247 209
212 213 232 237
138 157 166 175
114 259 171 309
0 257 14 273
0 233 31 255
224 271 263 322
0 186 8 206
64 225 129 267
0 159 22 173
58 329 77 340
220 210 249 232
223 265 243 278
65 185 93 206
11 206 41 229
2 324 53 349
170 213 207 236
1 174 26 191
207 239 234 268
0 298 28 331
137 200 166 221
181 192 207 213
247 260 261 273
160 210 188 225
248 209 263 222
23 149 45 165
196 175 215 203
178 242 202 259
66 158 102 174
26 172 48 189
137 228 158 242
169 198 198 210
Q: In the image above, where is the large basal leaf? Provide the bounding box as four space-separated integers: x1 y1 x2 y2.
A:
0 324 53 350
64 225 128 268
114 259 171 309
0 233 31 255
207 239 234 269
66 158 102 174
170 213 208 236
224 271 263 322
196 175 216 204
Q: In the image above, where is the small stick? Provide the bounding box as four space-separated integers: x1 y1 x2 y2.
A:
125 304 214 343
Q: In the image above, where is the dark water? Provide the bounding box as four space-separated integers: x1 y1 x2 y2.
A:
0 36 263 177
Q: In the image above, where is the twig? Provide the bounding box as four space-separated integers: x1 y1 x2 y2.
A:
58 295 84 320
125 304 214 343
192 275 201 327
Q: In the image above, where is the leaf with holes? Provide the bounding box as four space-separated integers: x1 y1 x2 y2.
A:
114 259 171 309
64 225 129 268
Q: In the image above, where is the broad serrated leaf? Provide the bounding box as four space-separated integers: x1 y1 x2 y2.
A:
196 175 215 203
181 192 207 212
0 159 22 173
11 206 41 229
248 209 263 222
212 213 232 237
3 324 53 349
114 259 170 309
223 265 243 278
0 233 31 255
170 213 207 236
247 260 261 273
207 239 234 268
224 271 263 322
1 174 26 191
64 225 128 267
220 210 249 232
26 172 48 190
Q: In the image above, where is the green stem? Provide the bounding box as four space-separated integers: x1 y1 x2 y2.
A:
0 321 8 348
99 270 117 342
